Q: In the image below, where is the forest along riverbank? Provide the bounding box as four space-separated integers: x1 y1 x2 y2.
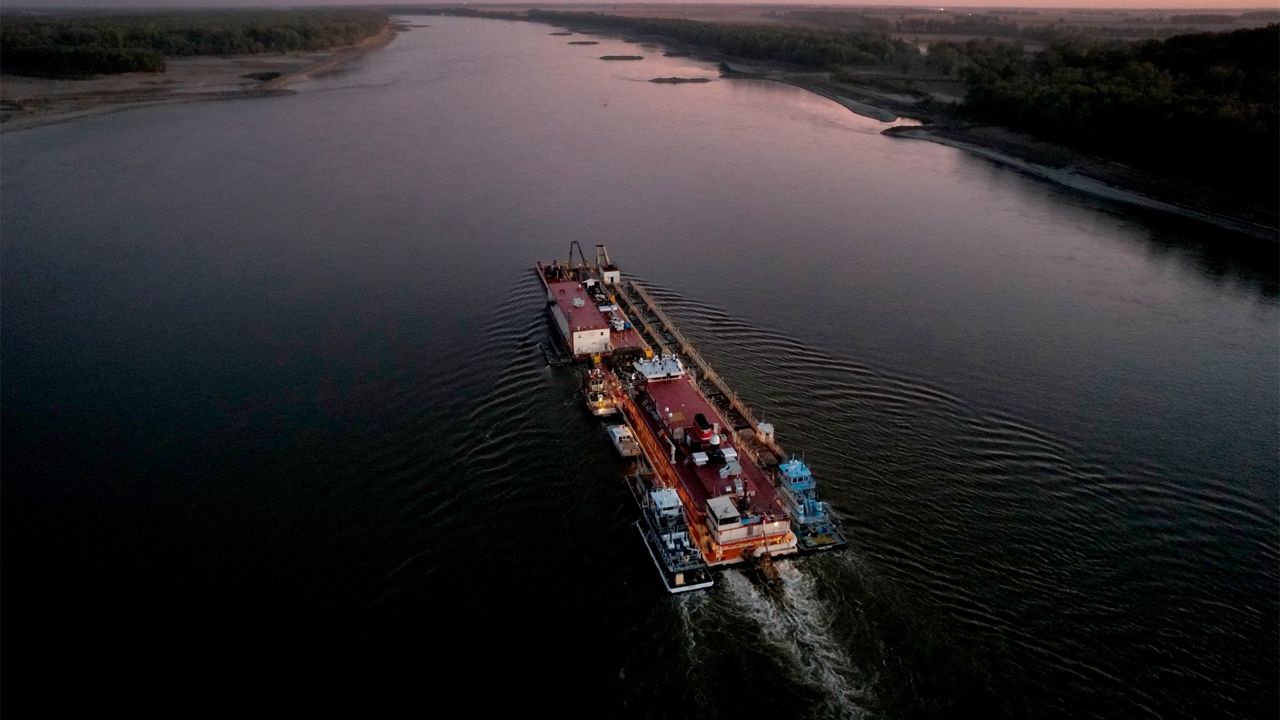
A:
0 23 399 133
729 53 1274 239
434 7 1278 241
694 40 1277 240
714 57 1275 242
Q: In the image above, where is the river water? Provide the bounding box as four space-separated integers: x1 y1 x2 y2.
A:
3 16 1276 719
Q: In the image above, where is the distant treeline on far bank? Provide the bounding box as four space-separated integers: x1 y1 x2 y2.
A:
431 8 918 68
428 7 1277 203
928 25 1278 198
0 9 387 78
6 6 1275 205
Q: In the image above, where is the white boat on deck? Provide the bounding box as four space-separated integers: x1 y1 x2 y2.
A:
608 425 640 457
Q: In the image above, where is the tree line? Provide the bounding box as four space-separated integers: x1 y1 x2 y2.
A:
525 10 915 68
898 14 1260 41
0 10 387 78
927 25 1279 199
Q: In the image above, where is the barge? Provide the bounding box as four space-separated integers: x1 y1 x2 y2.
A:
534 242 647 360
536 243 847 593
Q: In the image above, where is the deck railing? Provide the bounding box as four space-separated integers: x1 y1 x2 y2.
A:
624 280 788 462
613 282 670 355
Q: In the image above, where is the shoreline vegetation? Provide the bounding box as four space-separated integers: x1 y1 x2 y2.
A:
0 9 396 132
2 6 1274 238
423 5 1278 239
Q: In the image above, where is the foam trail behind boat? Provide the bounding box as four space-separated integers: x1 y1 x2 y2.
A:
721 569 873 720
675 591 711 669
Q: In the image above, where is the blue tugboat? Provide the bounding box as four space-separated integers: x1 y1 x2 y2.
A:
777 458 848 553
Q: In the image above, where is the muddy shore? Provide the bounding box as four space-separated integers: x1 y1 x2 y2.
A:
0 24 399 133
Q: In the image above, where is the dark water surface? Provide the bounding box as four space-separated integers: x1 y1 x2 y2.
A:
3 17 1276 719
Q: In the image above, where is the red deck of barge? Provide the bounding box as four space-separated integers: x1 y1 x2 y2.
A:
548 281 608 332
640 374 787 522
538 264 648 355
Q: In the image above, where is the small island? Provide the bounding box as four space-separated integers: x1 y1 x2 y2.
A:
599 55 644 61
568 41 600 45
649 76 712 84
549 31 572 36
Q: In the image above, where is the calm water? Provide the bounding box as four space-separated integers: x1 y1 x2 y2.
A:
3 17 1276 719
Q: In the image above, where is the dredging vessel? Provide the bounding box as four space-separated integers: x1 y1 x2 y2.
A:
535 243 847 593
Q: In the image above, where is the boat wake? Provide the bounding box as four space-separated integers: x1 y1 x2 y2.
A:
673 590 712 669
721 565 875 720
632 277 1260 720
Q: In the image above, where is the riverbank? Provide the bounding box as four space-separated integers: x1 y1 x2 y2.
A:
0 23 398 133
524 13 1277 239
801 83 1276 238
884 125 1278 240
729 63 1277 238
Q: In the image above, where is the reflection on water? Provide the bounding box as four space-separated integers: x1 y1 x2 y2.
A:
953 150 1280 302
1126 216 1279 300
2 14 1276 720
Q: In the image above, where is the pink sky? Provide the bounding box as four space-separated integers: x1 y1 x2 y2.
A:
8 1 1280 10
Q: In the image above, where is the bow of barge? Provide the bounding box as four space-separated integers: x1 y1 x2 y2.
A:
535 242 648 361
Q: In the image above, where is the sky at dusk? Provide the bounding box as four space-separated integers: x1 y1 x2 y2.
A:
5 1 1280 10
